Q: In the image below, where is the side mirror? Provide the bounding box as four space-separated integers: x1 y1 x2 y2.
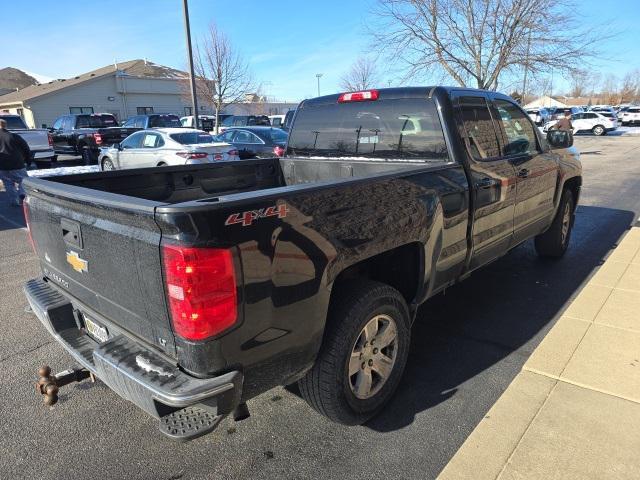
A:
547 130 573 149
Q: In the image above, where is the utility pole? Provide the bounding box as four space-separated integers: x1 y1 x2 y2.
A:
316 73 323 97
182 0 199 127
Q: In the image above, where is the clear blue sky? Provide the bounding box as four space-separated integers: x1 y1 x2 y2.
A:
2 0 639 101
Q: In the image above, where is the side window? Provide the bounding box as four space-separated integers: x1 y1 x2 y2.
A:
572 113 583 120
134 117 146 128
52 117 63 130
493 99 539 156
142 133 164 148
234 131 262 144
585 113 597 119
457 96 501 160
220 130 235 142
121 132 143 149
63 116 75 130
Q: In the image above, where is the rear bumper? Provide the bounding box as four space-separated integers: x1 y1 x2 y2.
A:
24 278 243 418
31 149 56 160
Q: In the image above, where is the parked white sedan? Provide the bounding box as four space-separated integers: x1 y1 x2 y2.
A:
98 128 239 170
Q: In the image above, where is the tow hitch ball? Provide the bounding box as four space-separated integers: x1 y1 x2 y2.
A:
35 365 93 406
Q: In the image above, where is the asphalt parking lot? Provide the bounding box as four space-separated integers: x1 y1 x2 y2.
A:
1 134 640 480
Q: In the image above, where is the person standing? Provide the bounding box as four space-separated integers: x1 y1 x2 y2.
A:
0 118 31 206
553 110 574 132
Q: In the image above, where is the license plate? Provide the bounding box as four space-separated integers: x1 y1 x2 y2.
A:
84 315 109 343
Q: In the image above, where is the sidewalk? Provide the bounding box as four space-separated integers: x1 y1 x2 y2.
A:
439 224 640 480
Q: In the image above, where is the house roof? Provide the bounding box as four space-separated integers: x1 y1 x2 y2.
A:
0 60 187 104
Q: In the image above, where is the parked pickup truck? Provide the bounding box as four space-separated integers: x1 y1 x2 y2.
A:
50 113 139 165
0 114 56 166
23 87 581 441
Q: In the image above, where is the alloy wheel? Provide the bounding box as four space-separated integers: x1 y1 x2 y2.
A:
348 314 398 400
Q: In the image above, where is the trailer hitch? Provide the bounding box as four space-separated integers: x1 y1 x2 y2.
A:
35 365 94 406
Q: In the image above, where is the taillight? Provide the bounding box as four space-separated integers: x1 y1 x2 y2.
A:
93 133 103 145
177 151 208 159
47 133 53 147
162 244 238 341
273 145 285 157
23 201 36 253
338 89 379 103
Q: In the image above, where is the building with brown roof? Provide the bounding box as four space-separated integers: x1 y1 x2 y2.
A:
0 59 214 128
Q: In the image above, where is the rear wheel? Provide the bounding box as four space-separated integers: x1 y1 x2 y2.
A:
101 157 115 171
81 146 97 165
535 189 575 258
592 125 605 136
298 280 411 425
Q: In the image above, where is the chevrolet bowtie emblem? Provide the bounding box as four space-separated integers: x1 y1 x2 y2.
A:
66 251 88 273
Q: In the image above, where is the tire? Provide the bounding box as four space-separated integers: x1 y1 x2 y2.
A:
298 280 411 425
101 157 115 171
535 189 575 258
592 125 605 136
81 146 97 165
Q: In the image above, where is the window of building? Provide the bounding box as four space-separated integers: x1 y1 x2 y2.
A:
137 107 154 115
184 106 192 116
69 106 94 114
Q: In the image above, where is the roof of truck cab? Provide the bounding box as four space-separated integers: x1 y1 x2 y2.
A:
154 128 208 134
301 86 513 107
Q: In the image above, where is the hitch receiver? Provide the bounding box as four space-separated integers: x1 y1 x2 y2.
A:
35 365 93 406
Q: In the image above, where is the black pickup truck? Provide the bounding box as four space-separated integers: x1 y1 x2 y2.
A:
23 87 581 440
50 113 139 165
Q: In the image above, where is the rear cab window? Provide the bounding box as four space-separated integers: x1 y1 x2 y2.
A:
76 114 117 128
1 116 28 129
148 115 182 128
287 97 449 161
170 132 216 144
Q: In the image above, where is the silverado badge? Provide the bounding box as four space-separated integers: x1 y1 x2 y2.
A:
66 251 88 273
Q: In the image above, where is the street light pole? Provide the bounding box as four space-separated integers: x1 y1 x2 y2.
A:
182 0 199 127
316 73 323 97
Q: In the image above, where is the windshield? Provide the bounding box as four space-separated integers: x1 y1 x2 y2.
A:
76 114 117 128
269 128 288 143
170 132 216 144
149 115 182 128
1 116 28 129
287 98 448 160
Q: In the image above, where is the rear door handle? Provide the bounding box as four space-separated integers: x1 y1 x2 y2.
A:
517 168 530 178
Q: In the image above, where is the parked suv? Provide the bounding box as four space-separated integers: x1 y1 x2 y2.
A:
122 114 182 129
620 106 640 126
525 108 550 126
219 115 270 132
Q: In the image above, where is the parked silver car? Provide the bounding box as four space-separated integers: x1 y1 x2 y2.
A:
98 128 239 171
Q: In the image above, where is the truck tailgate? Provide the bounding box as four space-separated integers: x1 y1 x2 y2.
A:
24 182 176 355
98 127 139 145
15 129 50 152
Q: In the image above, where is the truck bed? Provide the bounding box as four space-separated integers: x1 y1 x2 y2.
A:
31 157 447 205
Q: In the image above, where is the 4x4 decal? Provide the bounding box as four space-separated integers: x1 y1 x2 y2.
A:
225 204 290 227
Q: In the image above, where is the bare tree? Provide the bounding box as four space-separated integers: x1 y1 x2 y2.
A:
340 56 380 91
190 24 254 133
370 0 609 90
619 70 640 103
568 70 589 98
